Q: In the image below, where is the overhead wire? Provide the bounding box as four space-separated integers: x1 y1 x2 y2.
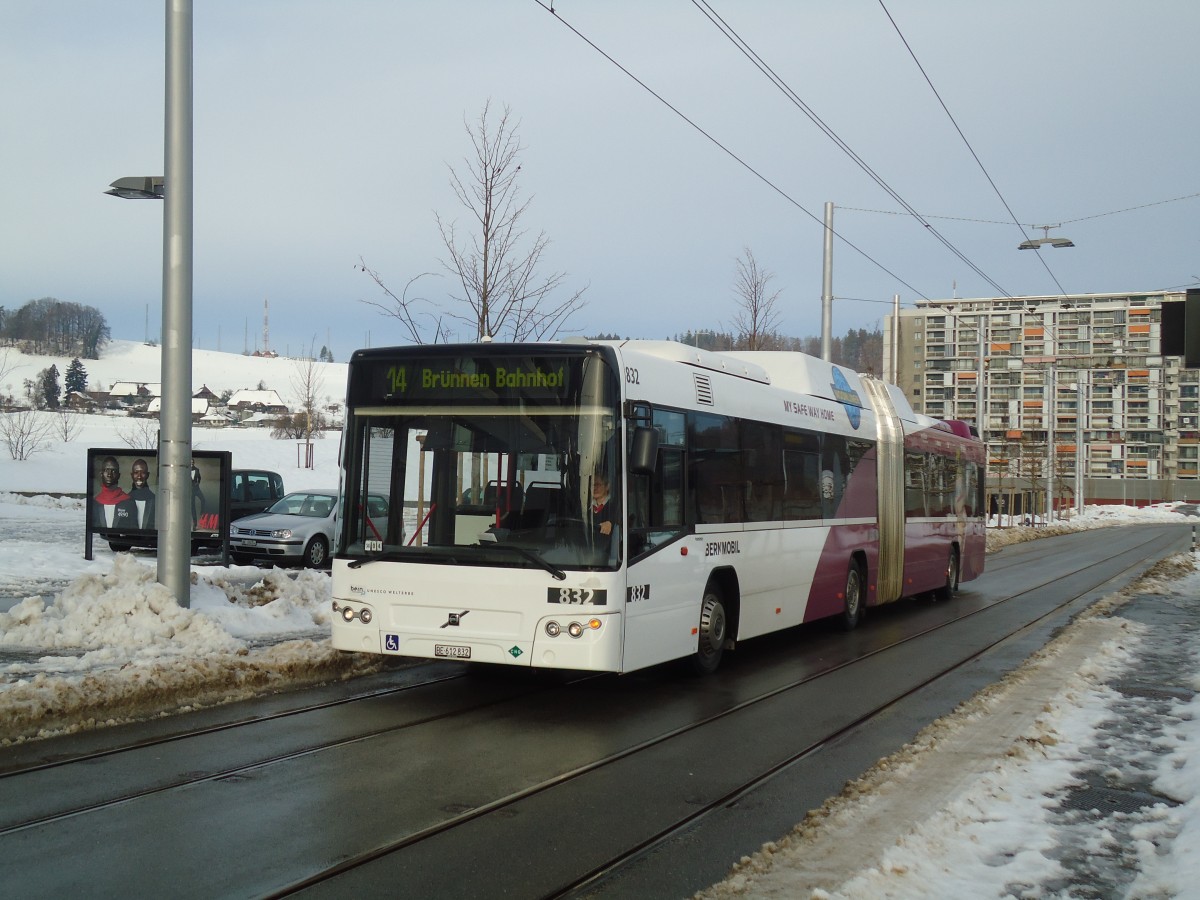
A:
841 190 1200 228
691 0 1014 298
840 190 1200 226
875 0 1070 296
533 0 931 299
537 2 1191 304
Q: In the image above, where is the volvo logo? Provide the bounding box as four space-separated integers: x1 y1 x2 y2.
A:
441 611 470 628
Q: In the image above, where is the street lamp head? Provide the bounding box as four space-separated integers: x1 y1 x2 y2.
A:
105 176 164 199
1018 225 1074 250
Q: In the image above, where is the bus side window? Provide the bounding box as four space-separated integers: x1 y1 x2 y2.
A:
740 420 783 522
783 429 822 521
905 451 927 518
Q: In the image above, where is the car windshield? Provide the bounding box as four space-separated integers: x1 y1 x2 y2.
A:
268 493 335 518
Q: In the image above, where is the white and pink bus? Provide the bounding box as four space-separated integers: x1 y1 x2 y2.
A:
330 340 985 674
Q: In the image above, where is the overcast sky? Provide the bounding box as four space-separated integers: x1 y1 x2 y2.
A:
2 1 1198 362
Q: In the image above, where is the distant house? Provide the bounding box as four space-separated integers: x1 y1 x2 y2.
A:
227 388 289 418
108 381 161 408
199 407 238 427
193 384 220 403
146 397 211 421
64 390 97 411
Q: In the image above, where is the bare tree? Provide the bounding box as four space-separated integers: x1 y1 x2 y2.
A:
0 410 54 460
356 263 447 345
291 340 327 455
439 101 587 341
271 412 324 441
0 348 16 409
729 248 782 350
358 102 586 343
53 408 83 443
117 417 159 451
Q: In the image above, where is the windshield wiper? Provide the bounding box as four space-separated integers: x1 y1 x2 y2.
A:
480 544 566 580
348 545 564 580
347 550 406 569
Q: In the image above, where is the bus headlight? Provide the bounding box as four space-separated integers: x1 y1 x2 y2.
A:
545 621 561 637
359 608 372 625
567 621 584 638
342 606 356 622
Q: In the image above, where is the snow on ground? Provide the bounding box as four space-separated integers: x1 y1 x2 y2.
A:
0 341 379 741
695 541 1200 899
0 492 384 743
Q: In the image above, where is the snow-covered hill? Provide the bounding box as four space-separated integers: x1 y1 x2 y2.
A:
1 338 348 409
0 340 349 495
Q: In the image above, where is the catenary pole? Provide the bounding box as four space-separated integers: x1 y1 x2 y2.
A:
821 202 833 361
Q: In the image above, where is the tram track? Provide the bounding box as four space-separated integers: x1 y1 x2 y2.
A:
555 527 1186 897
0 671 460 779
0 525 1186 898
265 525 1187 897
0 669 567 835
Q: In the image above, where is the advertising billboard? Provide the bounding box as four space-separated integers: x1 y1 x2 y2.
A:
84 448 232 559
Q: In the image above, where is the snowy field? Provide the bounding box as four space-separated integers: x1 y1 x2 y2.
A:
4 342 1200 895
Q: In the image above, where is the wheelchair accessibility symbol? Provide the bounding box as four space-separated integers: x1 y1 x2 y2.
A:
385 633 400 652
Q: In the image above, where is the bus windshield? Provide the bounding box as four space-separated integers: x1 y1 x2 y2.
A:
340 348 622 573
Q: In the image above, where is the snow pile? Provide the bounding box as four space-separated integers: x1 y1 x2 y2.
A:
1 554 242 656
0 555 382 744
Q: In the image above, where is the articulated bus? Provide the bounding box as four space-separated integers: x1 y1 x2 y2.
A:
330 340 985 674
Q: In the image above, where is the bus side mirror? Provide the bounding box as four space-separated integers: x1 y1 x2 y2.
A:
630 426 659 476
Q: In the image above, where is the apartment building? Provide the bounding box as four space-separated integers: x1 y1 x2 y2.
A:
887 290 1200 507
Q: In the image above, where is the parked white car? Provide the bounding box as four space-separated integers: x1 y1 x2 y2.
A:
228 489 360 568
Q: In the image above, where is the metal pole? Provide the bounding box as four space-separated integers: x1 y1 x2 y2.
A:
890 294 899 383
157 0 194 606
820 201 833 361
1075 376 1085 516
1046 362 1055 524
978 311 986 430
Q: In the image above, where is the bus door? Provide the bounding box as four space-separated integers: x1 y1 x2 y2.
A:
623 407 700 670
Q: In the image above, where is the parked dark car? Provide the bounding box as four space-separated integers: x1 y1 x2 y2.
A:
229 469 286 520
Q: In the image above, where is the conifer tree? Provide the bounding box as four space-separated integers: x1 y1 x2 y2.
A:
65 358 88 394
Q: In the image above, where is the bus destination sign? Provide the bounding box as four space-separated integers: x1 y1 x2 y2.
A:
373 357 571 402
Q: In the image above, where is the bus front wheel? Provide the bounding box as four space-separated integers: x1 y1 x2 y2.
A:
689 587 727 675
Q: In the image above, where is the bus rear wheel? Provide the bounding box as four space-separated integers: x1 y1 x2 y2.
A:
689 587 727 675
841 562 864 631
935 546 960 602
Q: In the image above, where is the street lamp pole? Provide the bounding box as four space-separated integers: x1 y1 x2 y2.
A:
102 2 193 606
158 0 194 605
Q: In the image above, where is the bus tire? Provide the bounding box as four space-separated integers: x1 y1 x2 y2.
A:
841 561 864 631
689 586 727 675
936 546 960 602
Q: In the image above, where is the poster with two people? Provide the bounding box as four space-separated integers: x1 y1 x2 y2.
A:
85 448 231 556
